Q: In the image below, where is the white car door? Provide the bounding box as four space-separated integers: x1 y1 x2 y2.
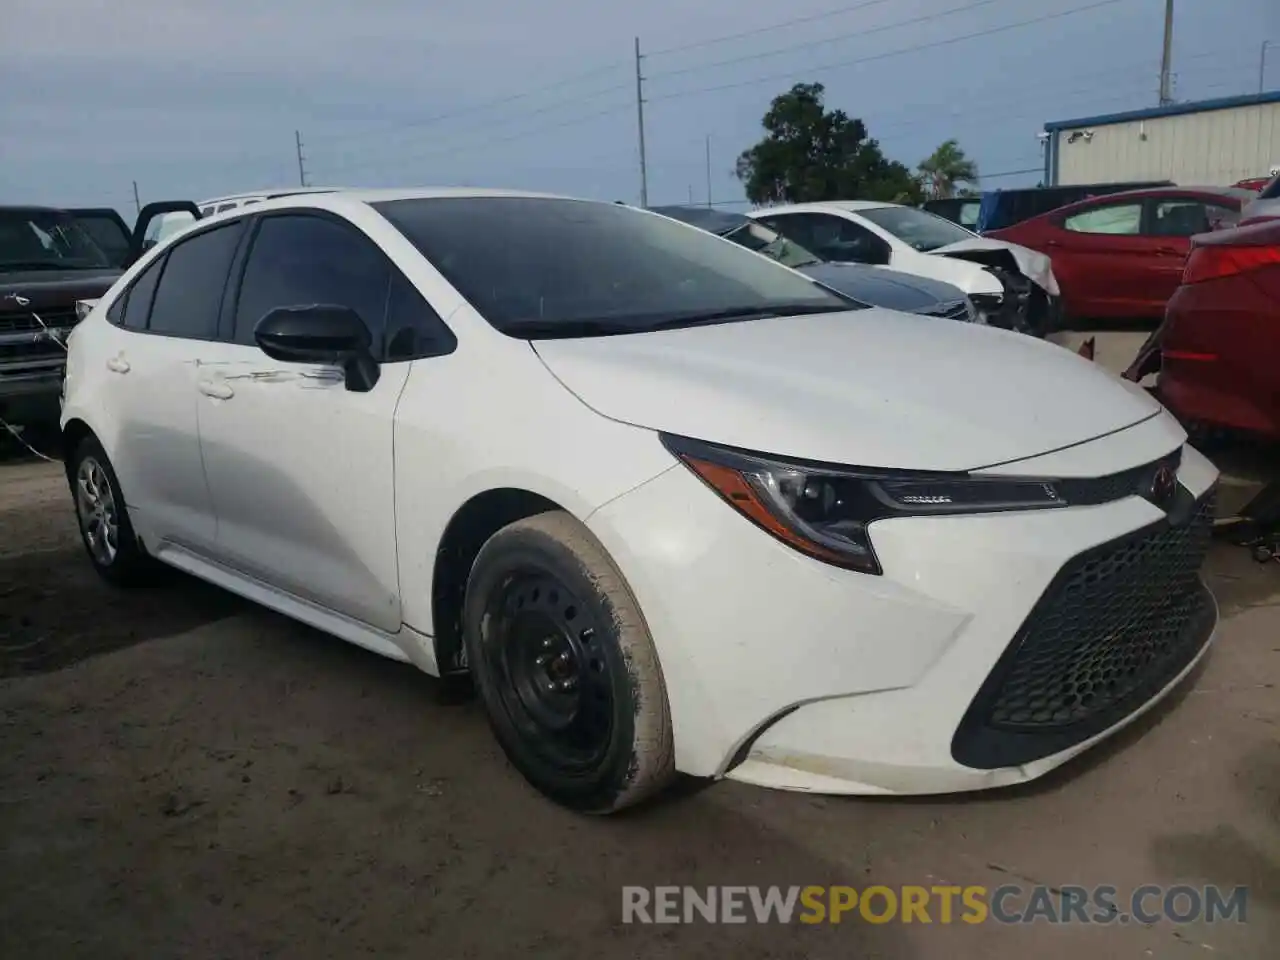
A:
191 211 436 632
94 220 245 552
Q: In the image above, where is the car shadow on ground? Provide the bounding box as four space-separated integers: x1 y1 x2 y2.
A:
0 605 920 959
0 547 249 678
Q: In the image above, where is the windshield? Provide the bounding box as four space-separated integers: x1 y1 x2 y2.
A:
376 197 856 338
722 221 822 268
858 205 976 252
0 209 113 271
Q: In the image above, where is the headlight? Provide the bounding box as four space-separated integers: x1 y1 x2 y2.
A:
963 297 987 324
968 292 1003 324
661 435 1067 575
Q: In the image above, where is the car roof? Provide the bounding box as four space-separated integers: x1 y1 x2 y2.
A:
0 204 73 215
750 200 897 216
197 187 349 205
1031 185 1256 220
203 188 585 212
648 205 749 234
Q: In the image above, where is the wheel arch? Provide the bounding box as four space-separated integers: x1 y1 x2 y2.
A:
60 417 97 480
430 487 564 675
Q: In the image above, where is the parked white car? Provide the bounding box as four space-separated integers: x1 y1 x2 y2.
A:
61 188 1219 813
748 201 1061 333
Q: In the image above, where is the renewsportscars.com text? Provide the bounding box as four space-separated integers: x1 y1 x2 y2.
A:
621 884 1249 925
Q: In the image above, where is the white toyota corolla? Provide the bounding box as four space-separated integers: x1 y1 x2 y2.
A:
60 188 1219 813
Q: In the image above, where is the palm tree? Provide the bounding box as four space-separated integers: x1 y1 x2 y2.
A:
918 140 979 200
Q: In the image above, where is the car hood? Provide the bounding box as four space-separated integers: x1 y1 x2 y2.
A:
532 309 1160 472
0 268 121 301
931 238 1060 296
797 262 965 312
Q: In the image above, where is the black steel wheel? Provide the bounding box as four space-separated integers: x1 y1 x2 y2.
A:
463 511 674 813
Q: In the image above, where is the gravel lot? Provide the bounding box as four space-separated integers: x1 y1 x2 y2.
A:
1 445 1277 960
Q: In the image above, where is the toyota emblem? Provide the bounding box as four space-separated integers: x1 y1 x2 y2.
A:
1148 464 1177 508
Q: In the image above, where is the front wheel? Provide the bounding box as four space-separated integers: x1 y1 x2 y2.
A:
463 511 675 813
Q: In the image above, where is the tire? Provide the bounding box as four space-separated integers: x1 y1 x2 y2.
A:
68 435 160 586
463 511 675 813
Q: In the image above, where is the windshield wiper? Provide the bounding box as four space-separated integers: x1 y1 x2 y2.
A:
502 318 641 339
504 303 853 340
0 261 71 271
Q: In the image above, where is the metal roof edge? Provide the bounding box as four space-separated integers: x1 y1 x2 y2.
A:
1044 89 1280 132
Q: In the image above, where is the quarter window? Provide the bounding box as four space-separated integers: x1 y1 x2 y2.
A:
147 222 242 338
119 257 164 330
1062 203 1142 235
233 215 391 350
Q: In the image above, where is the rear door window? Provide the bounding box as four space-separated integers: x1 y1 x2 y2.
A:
147 222 243 338
1062 202 1143 235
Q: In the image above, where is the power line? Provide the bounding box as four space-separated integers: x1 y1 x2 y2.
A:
318 83 632 169
650 0 1009 81
306 62 631 147
647 0 1126 103
315 103 634 178
646 0 898 58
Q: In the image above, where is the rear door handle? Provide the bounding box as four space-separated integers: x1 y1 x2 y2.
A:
1156 246 1181 256
105 355 130 374
197 378 234 400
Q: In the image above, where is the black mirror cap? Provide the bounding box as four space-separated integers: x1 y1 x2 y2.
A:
253 304 379 392
254 304 371 361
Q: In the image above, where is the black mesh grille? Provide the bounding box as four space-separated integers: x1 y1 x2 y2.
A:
952 487 1217 769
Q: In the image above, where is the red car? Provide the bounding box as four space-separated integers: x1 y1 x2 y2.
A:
1125 218 1280 441
988 186 1255 323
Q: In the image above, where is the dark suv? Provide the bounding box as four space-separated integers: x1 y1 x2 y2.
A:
0 207 123 431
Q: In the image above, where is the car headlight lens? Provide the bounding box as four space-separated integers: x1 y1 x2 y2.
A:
662 435 1067 575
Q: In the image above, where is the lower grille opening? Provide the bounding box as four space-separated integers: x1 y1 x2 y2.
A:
951 487 1218 770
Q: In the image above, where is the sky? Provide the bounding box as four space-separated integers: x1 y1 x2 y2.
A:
2 0 1277 218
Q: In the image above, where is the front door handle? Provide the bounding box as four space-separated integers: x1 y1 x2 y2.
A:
1156 246 1181 256
197 378 234 400
105 355 130 374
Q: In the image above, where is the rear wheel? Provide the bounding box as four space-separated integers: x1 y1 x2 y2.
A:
463 511 674 813
69 436 159 586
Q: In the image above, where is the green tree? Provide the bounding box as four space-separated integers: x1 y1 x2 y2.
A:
735 83 922 205
918 139 979 199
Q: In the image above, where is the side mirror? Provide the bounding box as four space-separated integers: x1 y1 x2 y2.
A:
254 304 380 393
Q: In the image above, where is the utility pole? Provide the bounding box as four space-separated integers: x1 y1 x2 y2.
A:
1262 41 1275 94
295 130 309 188
688 184 694 204
705 135 713 208
131 180 141 216
1158 0 1175 105
634 37 649 207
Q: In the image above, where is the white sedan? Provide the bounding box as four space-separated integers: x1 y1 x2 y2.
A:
61 188 1218 812
748 201 1060 333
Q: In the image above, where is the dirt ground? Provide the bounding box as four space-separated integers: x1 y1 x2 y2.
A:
1 443 1278 960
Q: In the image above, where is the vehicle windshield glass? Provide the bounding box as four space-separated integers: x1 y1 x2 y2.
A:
376 197 857 338
858 206 975 252
0 209 113 271
722 221 822 268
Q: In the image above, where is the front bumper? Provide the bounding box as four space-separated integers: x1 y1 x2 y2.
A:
586 413 1219 793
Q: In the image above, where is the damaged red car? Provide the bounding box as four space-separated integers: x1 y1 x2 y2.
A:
1124 218 1280 441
